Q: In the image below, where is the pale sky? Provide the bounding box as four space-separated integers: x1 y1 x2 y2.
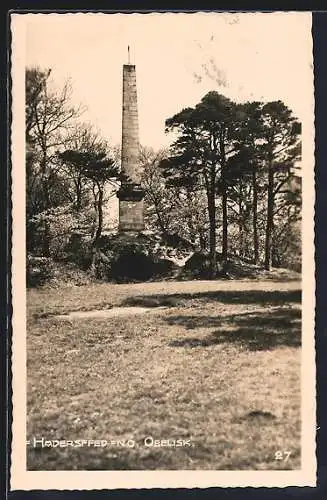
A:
23 12 313 150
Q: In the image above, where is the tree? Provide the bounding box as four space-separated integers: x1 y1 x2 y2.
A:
26 67 85 217
230 101 266 264
260 102 301 270
58 123 106 211
59 145 119 245
163 92 240 277
271 174 302 269
140 146 173 235
141 146 206 251
26 67 50 141
26 67 86 256
227 170 252 259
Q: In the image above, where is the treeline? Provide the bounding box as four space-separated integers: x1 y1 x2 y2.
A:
26 67 301 279
143 93 301 275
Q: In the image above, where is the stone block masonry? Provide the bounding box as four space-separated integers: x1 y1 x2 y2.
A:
121 65 141 185
119 199 144 232
117 62 145 232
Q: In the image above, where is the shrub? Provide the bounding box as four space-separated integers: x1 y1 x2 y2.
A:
152 258 180 279
64 232 93 270
184 251 212 278
26 255 56 287
27 205 96 262
92 234 179 283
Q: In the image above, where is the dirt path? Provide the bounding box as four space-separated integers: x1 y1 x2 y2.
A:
84 279 301 296
56 306 168 320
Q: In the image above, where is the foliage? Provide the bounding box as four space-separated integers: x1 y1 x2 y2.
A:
26 67 120 263
26 67 87 256
26 255 56 288
25 66 302 283
26 67 85 219
161 93 301 276
59 146 119 244
141 146 208 250
162 92 248 277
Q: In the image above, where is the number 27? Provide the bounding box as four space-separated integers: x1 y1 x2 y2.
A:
275 451 292 461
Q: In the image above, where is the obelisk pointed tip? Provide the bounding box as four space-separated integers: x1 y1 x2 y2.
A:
127 45 130 65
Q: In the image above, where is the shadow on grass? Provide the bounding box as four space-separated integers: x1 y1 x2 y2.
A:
122 289 301 308
167 307 301 351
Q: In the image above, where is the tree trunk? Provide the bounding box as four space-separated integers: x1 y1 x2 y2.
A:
220 134 228 265
208 197 216 279
94 185 103 244
199 232 206 252
40 144 50 212
221 166 228 264
238 197 244 258
42 220 51 257
252 168 259 264
271 240 280 267
153 197 168 235
264 159 274 270
185 188 197 245
75 175 82 210
40 147 51 257
206 176 217 279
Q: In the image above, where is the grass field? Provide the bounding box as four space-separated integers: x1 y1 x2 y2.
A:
27 279 301 470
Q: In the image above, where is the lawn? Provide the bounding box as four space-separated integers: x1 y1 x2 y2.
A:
27 279 301 470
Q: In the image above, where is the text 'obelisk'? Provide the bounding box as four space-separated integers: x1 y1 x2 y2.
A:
117 47 144 232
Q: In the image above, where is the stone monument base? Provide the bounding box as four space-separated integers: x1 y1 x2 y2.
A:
118 199 144 232
93 231 178 283
116 183 145 232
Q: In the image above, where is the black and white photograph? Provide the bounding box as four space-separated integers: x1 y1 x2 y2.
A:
10 11 315 489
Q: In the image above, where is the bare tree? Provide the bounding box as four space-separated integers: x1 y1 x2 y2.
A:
26 67 86 217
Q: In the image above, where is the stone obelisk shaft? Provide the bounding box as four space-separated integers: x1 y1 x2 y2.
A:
117 61 144 232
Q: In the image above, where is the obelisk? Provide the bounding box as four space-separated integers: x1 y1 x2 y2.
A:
117 47 145 232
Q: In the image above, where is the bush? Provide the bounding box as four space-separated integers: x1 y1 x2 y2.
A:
152 258 180 279
91 233 180 283
109 247 156 282
64 232 93 270
184 251 212 278
27 205 97 262
26 255 56 287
